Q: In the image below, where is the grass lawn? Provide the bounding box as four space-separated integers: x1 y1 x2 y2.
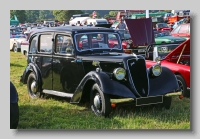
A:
10 51 190 129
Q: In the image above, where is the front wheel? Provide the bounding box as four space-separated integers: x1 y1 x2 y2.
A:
90 83 111 117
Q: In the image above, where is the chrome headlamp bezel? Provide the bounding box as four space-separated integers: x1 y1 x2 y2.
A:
151 64 162 76
113 68 126 80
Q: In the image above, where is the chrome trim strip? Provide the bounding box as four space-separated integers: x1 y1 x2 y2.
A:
43 89 73 98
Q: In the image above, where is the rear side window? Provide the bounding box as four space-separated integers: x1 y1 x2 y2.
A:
29 36 37 53
55 35 74 55
39 34 53 53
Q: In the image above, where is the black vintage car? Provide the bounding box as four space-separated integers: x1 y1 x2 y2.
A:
20 25 181 117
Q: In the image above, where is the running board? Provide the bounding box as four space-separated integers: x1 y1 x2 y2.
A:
43 89 73 98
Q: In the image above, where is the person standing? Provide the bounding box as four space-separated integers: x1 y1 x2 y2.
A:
115 18 128 38
115 18 128 30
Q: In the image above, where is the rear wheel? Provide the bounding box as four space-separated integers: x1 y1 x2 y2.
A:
24 51 28 60
90 83 111 117
13 44 17 53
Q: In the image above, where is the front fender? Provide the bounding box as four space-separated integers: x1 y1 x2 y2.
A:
20 63 42 92
70 71 136 103
148 66 179 96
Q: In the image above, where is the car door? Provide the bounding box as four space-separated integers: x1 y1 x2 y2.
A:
52 33 81 93
37 32 54 90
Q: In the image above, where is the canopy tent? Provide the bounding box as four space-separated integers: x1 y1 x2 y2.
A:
69 17 91 25
10 15 19 25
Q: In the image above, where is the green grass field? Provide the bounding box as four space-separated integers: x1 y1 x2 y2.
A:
10 51 190 129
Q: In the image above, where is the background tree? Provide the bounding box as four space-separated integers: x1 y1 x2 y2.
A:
104 14 111 19
109 11 118 17
25 10 40 23
39 10 55 21
53 10 83 21
10 10 26 23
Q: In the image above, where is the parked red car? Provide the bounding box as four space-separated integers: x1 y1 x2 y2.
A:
156 23 173 31
171 23 190 38
145 39 190 98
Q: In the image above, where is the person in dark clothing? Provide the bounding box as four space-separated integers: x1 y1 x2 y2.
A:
10 81 19 129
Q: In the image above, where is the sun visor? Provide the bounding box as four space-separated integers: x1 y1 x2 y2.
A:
125 18 155 46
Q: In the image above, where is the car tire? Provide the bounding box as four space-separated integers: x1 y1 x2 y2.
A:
24 51 28 60
176 75 190 98
13 44 17 53
10 102 19 129
27 72 41 98
90 83 111 117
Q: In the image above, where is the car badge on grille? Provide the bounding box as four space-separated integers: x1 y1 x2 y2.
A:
130 62 135 66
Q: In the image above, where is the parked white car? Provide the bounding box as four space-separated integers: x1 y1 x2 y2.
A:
10 34 27 52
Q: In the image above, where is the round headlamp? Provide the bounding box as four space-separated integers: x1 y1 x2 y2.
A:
126 44 130 48
113 68 126 80
152 64 162 76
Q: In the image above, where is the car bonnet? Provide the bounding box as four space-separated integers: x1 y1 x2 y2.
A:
125 18 155 47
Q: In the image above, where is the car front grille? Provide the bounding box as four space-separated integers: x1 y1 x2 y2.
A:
127 58 149 97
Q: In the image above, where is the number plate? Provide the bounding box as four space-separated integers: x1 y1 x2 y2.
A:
136 95 163 106
138 49 145 53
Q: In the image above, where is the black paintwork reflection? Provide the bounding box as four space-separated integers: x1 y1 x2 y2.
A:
52 55 82 93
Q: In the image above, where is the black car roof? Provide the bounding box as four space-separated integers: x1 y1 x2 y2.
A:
34 26 114 32
29 26 116 38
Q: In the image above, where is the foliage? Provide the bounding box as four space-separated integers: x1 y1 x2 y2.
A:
39 10 55 21
25 10 40 23
109 11 118 17
53 10 83 21
10 10 26 23
104 14 111 19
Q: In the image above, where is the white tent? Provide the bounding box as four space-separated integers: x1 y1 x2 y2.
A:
69 17 91 25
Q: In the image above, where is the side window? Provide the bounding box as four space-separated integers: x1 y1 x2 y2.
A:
178 25 189 34
39 34 53 53
29 36 37 53
55 35 74 55
172 26 181 34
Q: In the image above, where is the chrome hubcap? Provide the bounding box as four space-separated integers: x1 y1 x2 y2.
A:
31 81 37 93
94 95 101 109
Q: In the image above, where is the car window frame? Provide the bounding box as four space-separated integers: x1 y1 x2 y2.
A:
28 34 38 54
54 33 75 57
38 32 54 54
